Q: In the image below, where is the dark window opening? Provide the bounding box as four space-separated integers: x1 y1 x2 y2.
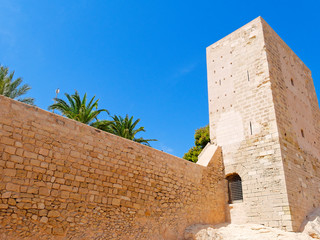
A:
291 78 294 86
301 129 304 138
227 174 243 204
250 121 253 135
247 70 250 82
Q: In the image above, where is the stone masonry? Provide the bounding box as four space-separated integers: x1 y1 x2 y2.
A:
1 16 318 238
203 16 320 231
0 95 227 239
263 18 320 231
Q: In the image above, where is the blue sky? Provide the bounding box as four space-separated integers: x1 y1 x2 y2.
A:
1 0 319 157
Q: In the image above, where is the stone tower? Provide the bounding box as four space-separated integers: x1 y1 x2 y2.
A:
198 17 320 231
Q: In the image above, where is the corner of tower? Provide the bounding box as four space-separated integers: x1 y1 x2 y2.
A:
206 16 265 51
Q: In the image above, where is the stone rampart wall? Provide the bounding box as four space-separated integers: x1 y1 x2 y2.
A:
0 95 227 239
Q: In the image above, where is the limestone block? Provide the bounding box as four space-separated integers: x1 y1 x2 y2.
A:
40 216 48 223
39 187 50 196
3 168 16 177
6 183 20 192
0 204 8 209
48 210 60 218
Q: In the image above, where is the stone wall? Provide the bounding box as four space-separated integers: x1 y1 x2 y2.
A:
206 17 292 230
262 18 320 231
0 95 227 239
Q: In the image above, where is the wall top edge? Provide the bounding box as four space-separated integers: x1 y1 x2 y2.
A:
0 94 199 168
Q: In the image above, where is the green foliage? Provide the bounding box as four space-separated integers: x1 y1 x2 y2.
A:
194 125 210 148
183 146 202 163
94 114 157 146
0 65 34 105
49 91 156 146
183 125 210 163
48 91 108 124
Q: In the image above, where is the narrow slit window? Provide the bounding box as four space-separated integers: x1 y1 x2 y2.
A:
291 78 294 86
250 121 253 135
227 174 243 203
301 129 304 138
247 70 250 82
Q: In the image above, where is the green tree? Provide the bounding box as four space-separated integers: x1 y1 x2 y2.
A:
94 114 156 146
48 91 108 125
183 125 210 163
194 125 210 148
0 65 34 105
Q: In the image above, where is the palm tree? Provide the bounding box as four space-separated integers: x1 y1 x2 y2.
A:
0 65 35 105
48 91 108 125
95 114 156 146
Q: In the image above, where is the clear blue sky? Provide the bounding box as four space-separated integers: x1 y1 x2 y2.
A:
1 0 319 157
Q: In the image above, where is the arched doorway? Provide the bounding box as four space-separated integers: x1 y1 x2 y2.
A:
226 173 243 204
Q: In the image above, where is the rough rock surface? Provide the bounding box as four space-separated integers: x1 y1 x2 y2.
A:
185 209 320 240
300 208 320 239
184 223 319 240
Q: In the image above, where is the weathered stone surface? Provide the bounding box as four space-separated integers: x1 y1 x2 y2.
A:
301 208 320 239
184 224 314 240
0 204 8 209
0 95 227 239
47 210 60 218
206 16 320 231
40 216 48 223
6 183 20 192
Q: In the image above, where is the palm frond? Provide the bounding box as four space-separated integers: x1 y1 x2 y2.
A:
48 90 108 125
0 65 34 104
133 137 157 146
18 97 35 105
97 114 156 146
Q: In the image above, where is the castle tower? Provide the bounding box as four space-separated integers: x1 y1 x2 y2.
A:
200 16 320 231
